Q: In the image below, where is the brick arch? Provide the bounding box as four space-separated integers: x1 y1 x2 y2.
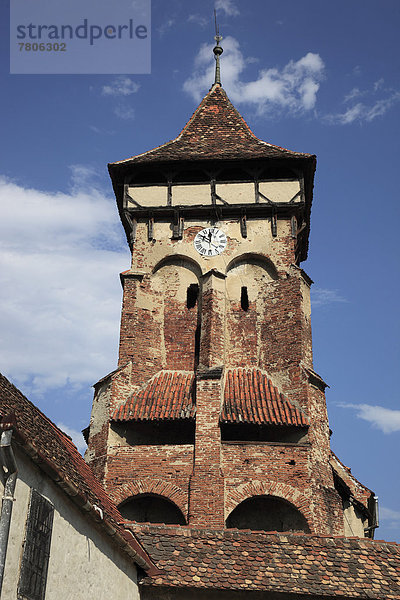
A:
108 478 188 519
225 481 313 530
152 254 202 280
225 253 279 280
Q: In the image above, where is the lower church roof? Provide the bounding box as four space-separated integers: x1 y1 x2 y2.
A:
130 524 400 598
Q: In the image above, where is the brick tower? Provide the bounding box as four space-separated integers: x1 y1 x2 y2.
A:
86 48 376 540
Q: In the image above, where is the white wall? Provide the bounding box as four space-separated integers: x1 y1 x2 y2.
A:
1 446 140 600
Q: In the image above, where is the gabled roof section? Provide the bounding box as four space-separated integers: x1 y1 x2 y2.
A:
109 84 315 167
112 371 195 422
0 373 158 575
133 524 400 597
221 368 309 427
331 451 374 506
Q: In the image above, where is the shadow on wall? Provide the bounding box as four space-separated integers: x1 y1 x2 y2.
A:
118 493 187 525
226 495 310 533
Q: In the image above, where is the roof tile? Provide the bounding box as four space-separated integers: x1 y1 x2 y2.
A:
133 524 400 598
222 369 309 427
112 371 195 422
109 85 315 167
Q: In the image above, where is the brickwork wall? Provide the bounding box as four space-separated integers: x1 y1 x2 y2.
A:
225 298 258 368
198 272 226 370
221 441 343 535
119 262 200 380
118 276 164 384
189 377 224 528
104 444 194 516
85 378 113 482
259 277 304 372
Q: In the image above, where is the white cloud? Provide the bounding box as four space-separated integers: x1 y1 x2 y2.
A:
157 19 175 37
338 403 400 434
0 175 129 395
101 76 140 97
188 14 209 27
215 0 240 17
113 103 135 120
327 79 400 125
101 77 139 120
327 94 400 124
89 125 116 136
183 37 325 116
57 422 87 454
343 87 364 103
374 78 384 91
311 288 348 307
69 164 99 189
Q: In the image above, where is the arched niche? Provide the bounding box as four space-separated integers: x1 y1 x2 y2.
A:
226 255 278 307
226 253 279 281
152 254 202 280
225 255 278 366
118 493 186 525
226 495 310 533
150 256 201 370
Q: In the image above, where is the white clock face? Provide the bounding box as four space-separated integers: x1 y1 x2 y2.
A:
194 227 227 256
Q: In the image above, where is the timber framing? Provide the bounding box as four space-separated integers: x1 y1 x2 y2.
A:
109 156 315 264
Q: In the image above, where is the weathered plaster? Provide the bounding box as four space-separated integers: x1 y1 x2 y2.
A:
1 446 140 600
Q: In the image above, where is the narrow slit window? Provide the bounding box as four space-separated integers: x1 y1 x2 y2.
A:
194 324 201 366
187 284 199 309
241 286 249 311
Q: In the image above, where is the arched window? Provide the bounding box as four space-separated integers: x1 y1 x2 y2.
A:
226 495 310 533
118 493 186 525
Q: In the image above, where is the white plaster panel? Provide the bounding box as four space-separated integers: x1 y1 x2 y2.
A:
172 184 211 206
259 180 301 203
216 182 255 204
343 503 367 538
128 185 167 207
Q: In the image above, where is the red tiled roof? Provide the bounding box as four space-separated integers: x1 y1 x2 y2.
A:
133 524 400 598
112 371 195 422
109 85 315 167
222 368 309 427
0 373 158 575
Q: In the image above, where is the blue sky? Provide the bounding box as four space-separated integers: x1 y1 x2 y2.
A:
1 0 399 542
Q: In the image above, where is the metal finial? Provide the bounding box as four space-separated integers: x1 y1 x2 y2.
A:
213 10 223 86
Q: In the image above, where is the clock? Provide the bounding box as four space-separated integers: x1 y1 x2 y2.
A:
194 227 227 256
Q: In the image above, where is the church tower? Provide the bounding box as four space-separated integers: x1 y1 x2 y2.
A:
86 43 376 539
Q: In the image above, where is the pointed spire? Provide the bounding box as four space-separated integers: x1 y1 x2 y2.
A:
213 10 223 86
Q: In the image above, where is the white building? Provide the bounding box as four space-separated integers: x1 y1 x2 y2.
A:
0 373 158 600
